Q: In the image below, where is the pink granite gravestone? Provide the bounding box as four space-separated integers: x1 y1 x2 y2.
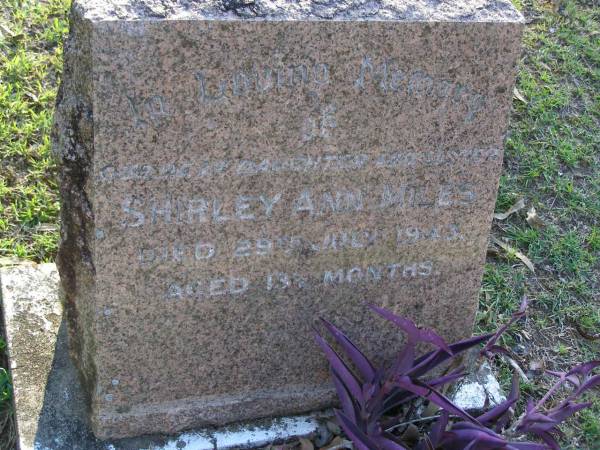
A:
53 0 523 439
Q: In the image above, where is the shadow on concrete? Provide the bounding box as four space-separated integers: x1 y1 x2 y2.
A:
33 318 104 449
33 318 180 449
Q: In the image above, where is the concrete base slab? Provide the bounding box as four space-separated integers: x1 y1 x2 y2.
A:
0 263 326 449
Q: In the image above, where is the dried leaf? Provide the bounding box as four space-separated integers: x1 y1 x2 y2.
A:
526 207 546 230
491 237 535 272
493 198 525 220
299 437 315 450
513 87 528 104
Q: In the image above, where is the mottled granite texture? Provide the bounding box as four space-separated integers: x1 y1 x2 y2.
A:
52 0 523 439
0 263 323 450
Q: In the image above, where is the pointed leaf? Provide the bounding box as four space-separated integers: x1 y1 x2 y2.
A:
574 374 600 397
536 431 560 450
331 369 358 423
440 424 506 447
395 376 479 424
566 360 600 377
321 318 376 381
314 332 363 402
335 409 377 450
428 411 449 446
463 440 478 450
428 369 467 388
369 305 452 354
409 334 493 377
478 373 519 425
547 401 592 424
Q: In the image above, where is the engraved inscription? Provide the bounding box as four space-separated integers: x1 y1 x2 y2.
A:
354 55 486 122
96 148 500 183
165 260 434 300
196 62 330 103
120 183 477 229
126 94 170 128
108 53 497 305
134 224 466 268
301 103 337 141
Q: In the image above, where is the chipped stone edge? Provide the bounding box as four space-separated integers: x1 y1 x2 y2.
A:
73 0 525 23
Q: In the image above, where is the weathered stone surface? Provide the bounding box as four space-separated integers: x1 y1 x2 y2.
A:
0 263 323 450
452 362 506 413
52 0 523 439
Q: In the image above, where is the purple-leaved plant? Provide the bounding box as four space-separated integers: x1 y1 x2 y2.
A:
315 300 599 450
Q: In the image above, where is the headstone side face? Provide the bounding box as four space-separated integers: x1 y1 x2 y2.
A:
51 7 98 402
53 0 523 440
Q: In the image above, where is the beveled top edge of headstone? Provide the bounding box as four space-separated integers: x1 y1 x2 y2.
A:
74 0 524 23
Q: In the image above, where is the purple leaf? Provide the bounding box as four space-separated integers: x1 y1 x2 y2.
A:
394 341 417 375
520 410 558 427
331 369 358 423
369 305 452 354
409 334 493 377
547 401 592 424
439 423 507 448
428 410 449 446
314 332 363 403
566 360 600 377
373 434 409 450
381 370 465 417
321 318 376 381
428 369 468 389
526 399 536 413
536 431 560 450
463 440 477 450
395 376 479 424
477 373 519 426
335 409 377 450
546 370 579 387
574 374 600 397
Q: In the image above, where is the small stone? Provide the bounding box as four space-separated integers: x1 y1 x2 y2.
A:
451 362 506 413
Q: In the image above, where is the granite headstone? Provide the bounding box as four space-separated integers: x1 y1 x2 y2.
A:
52 0 523 439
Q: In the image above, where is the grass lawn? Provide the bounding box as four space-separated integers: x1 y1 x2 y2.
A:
0 0 598 448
